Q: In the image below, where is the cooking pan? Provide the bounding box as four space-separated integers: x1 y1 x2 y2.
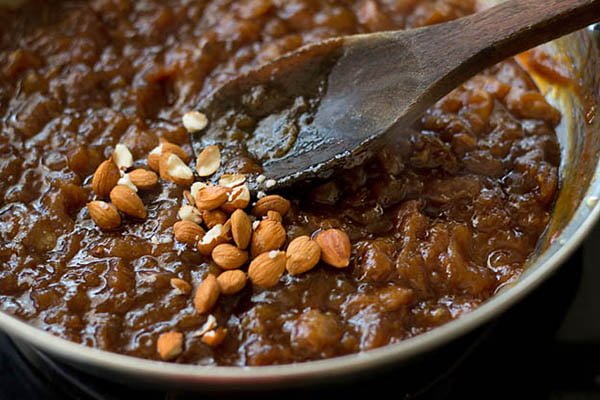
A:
0 0 599 392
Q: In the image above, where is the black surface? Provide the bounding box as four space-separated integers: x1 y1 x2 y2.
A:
1 225 599 399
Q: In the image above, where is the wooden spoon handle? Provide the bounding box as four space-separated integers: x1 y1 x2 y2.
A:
413 0 600 97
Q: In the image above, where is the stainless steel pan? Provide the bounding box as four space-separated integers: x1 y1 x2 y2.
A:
0 0 598 391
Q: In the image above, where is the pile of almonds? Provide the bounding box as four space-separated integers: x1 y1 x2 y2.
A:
85 111 352 361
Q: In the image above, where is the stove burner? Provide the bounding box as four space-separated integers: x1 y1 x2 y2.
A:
0 248 585 399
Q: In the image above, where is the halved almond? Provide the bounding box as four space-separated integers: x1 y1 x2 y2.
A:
218 173 246 188
159 152 194 187
173 220 205 246
170 278 192 295
194 274 220 314
92 159 120 198
195 145 220 177
230 209 252 250
248 250 286 288
217 270 247 295
109 185 147 219
195 186 229 211
112 144 133 170
286 235 321 275
178 205 203 224
197 223 230 255
129 168 158 190
212 244 248 270
221 184 250 213
88 201 121 230
251 195 291 217
314 229 351 268
201 327 227 347
148 141 190 171
157 331 183 360
250 219 286 257
182 111 208 132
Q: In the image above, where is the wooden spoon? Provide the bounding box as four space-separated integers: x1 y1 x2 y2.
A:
192 0 600 191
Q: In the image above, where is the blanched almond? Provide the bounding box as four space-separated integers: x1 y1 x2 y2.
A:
286 236 321 275
148 142 190 172
112 144 133 170
202 209 228 229
92 159 120 198
173 220 205 246
157 331 183 360
197 224 230 255
211 244 248 270
231 209 252 250
251 195 291 217
217 270 247 295
195 186 229 211
159 153 194 187
170 278 192 295
182 111 208 132
88 201 121 230
109 185 147 219
315 229 351 268
248 250 286 288
250 219 286 257
195 145 220 177
194 274 220 314
201 327 227 347
128 169 158 190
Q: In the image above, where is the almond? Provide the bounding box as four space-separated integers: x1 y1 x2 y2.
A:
230 209 252 250
148 141 190 172
221 184 250 213
201 327 227 347
92 159 120 198
218 173 246 188
195 145 220 177
159 152 194 187
195 315 217 337
117 173 137 192
128 169 158 190
173 220 205 246
202 209 228 229
195 186 229 211
265 210 282 223
194 274 220 314
182 111 208 132
197 224 230 255
286 235 321 275
248 250 286 288
109 185 147 219
251 195 291 217
87 201 121 230
157 331 183 361
112 144 133 170
315 229 351 268
178 205 203 224
250 219 286 257
170 278 192 295
190 182 208 200
217 270 247 295
211 244 248 270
